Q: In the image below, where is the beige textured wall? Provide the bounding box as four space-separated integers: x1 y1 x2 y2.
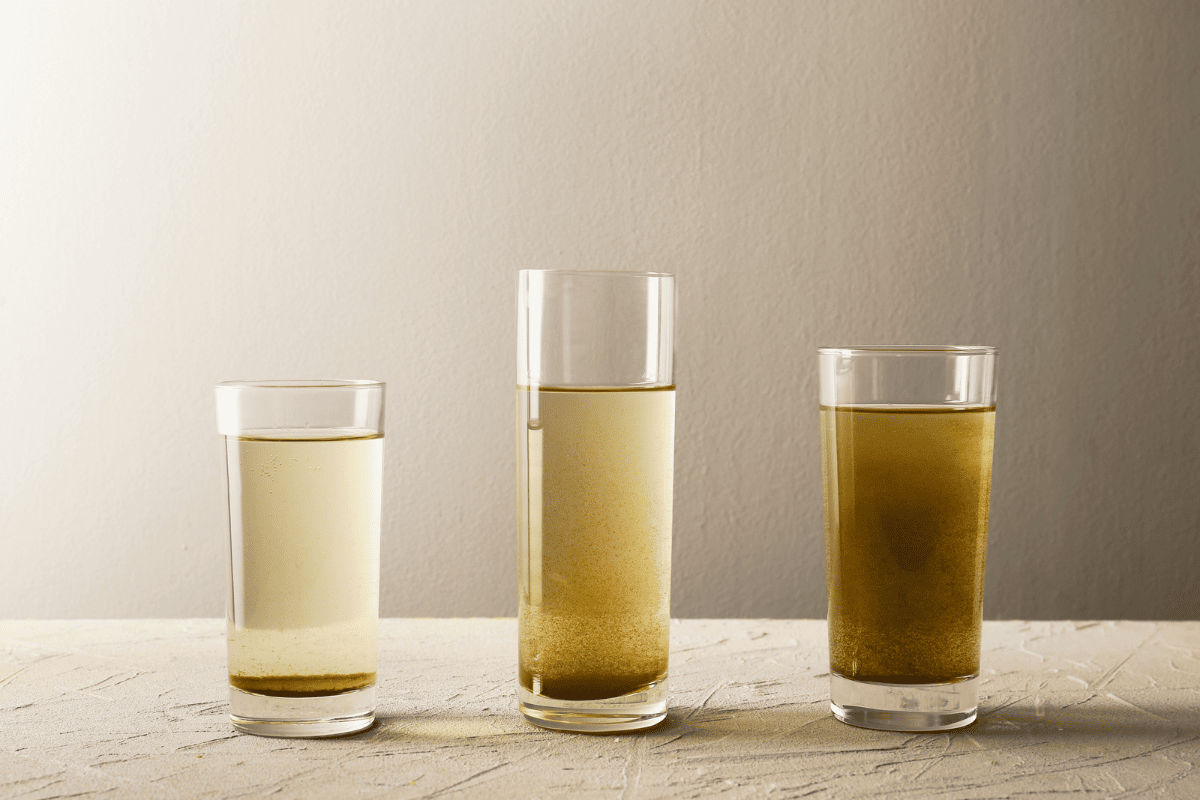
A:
2 1 1197 620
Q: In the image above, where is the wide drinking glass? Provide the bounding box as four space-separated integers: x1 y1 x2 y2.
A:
819 346 996 731
215 380 384 738
517 270 676 732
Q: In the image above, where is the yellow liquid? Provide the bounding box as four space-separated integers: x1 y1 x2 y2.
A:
822 406 994 684
225 430 381 697
518 387 674 701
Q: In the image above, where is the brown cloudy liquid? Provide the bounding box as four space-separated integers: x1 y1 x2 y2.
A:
517 387 674 702
822 406 995 684
225 430 381 697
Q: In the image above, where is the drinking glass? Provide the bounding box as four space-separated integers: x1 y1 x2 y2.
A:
215 379 384 737
819 346 997 731
517 270 676 732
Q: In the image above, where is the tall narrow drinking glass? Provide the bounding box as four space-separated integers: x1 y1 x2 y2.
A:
517 270 676 732
215 380 384 738
819 346 996 731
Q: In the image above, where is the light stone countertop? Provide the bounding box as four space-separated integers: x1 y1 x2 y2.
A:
1 619 1198 799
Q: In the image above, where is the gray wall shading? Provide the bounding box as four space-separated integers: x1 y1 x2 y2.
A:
1 0 1196 620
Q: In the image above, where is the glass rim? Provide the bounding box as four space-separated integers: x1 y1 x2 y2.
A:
519 269 674 279
215 379 385 389
818 345 996 356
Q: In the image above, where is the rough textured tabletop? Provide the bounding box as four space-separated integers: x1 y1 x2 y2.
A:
1 619 1198 799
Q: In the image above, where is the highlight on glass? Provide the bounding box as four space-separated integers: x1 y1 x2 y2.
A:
517 270 676 732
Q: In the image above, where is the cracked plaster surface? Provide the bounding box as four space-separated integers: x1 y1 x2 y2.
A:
1 620 1198 799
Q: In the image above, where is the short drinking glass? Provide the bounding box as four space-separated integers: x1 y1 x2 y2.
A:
216 380 384 738
819 346 996 731
517 270 675 732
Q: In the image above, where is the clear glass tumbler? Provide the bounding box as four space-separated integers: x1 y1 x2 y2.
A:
819 346 997 731
215 379 384 738
517 270 676 732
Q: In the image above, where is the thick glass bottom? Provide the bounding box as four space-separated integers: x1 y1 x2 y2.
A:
229 684 375 738
519 679 667 733
830 674 978 732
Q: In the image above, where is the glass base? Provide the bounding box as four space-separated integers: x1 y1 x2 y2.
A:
229 684 375 738
519 680 668 733
830 674 977 732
